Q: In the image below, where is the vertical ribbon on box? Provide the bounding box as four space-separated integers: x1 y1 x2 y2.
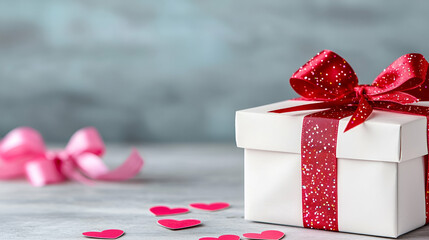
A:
301 107 355 230
270 50 429 230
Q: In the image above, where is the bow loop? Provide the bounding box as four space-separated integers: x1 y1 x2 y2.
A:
290 50 358 101
65 127 105 157
0 127 46 162
369 53 428 95
273 50 429 131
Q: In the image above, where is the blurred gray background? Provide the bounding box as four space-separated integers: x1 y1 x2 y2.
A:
0 0 428 142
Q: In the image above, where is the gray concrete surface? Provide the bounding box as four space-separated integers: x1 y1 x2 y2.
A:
0 144 427 239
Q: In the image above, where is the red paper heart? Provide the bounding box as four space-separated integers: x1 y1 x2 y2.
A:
157 219 201 230
150 206 189 216
243 230 284 240
82 229 124 239
190 202 230 211
199 235 240 240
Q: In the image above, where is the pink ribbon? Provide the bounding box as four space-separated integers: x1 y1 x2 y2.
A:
0 127 144 187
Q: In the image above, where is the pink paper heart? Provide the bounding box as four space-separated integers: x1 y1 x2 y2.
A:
82 229 124 239
150 206 189 216
199 235 240 240
190 202 230 211
243 230 284 240
157 219 201 230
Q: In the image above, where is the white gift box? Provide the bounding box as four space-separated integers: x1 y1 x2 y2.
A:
235 100 429 238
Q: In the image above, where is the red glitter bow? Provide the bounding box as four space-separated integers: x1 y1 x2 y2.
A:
271 50 429 131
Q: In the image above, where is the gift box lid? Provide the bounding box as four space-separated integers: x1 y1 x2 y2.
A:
236 100 429 162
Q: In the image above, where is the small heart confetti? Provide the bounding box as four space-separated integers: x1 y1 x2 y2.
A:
157 219 202 230
190 202 230 211
200 235 240 240
82 229 124 239
243 230 285 240
150 206 189 216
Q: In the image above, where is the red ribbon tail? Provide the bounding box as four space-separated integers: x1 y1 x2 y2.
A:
270 101 349 114
367 91 419 104
344 97 373 132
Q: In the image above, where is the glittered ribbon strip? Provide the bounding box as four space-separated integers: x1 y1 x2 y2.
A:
301 107 355 231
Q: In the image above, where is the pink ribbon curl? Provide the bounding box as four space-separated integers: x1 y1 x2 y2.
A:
0 127 144 187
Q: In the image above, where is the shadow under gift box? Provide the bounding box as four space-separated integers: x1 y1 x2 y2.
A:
235 100 429 238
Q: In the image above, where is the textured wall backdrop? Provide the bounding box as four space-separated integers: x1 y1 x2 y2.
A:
0 0 428 142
